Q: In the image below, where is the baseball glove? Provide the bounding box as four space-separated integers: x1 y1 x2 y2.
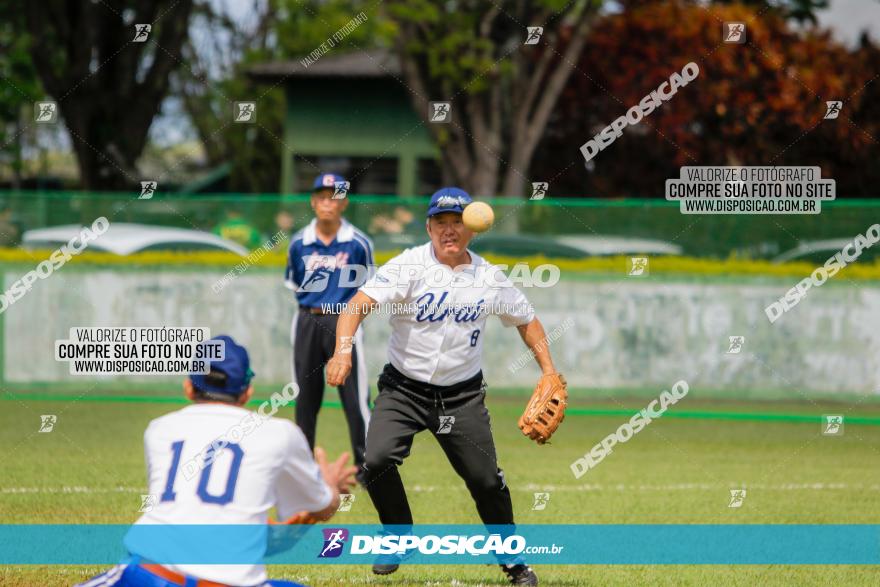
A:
518 373 568 444
267 511 318 558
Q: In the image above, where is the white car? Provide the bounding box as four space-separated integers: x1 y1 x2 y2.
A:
772 239 880 264
555 235 683 256
22 223 250 256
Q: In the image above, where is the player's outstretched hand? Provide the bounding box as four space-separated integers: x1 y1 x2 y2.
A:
315 446 358 495
326 354 352 387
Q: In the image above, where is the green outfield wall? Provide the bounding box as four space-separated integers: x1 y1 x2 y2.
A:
0 263 876 401
1 192 877 400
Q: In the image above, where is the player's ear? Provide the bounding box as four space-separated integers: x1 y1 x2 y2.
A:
238 385 254 406
183 378 196 401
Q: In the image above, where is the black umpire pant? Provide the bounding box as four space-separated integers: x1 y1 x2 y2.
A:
363 363 514 526
292 308 370 468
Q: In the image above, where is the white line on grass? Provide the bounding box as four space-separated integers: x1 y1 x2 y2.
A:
3 482 880 495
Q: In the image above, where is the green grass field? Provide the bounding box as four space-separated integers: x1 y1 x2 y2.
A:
2 391 880 586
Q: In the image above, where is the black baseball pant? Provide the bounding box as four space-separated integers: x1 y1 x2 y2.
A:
291 308 371 468
362 363 514 526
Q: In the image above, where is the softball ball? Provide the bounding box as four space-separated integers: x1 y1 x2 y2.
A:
462 201 495 233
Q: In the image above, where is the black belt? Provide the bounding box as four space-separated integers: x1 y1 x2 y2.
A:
299 306 335 315
379 363 484 397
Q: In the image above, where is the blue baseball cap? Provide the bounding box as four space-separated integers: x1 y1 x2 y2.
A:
189 335 254 397
312 173 346 192
427 187 473 217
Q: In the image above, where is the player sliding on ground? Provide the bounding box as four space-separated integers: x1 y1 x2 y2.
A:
326 187 568 586
79 335 357 587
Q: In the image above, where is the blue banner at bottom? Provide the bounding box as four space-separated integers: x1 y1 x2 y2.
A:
0 524 877 565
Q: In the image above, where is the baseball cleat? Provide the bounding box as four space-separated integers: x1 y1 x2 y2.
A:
501 563 538 585
372 561 400 575
372 547 416 575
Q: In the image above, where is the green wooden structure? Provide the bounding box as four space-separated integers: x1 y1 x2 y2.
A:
249 50 439 196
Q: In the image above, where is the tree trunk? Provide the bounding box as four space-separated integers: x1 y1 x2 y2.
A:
24 0 194 191
501 17 594 198
391 3 595 200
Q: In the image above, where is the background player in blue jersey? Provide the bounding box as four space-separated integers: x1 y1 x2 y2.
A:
285 173 374 485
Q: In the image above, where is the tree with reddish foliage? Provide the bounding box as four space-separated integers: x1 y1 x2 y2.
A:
534 1 879 197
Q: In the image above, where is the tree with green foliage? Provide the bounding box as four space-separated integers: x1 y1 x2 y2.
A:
0 0 41 188
173 0 281 193
385 0 599 197
174 0 391 193
21 0 194 190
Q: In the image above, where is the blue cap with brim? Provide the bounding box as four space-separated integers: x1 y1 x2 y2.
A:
312 173 346 191
189 335 254 397
427 187 473 217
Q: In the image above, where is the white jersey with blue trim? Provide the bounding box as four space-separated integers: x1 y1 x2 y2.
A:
132 403 333 586
359 243 535 386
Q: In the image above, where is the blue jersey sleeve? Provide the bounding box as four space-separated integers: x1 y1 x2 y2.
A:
350 231 375 281
285 240 303 290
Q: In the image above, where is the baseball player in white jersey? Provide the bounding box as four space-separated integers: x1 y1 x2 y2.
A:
78 335 357 587
326 187 562 585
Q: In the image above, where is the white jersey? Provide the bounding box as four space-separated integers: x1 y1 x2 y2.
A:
360 243 535 385
132 404 333 586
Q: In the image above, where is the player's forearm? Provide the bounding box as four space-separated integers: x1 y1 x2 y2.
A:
333 291 374 355
311 486 340 521
517 318 557 374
